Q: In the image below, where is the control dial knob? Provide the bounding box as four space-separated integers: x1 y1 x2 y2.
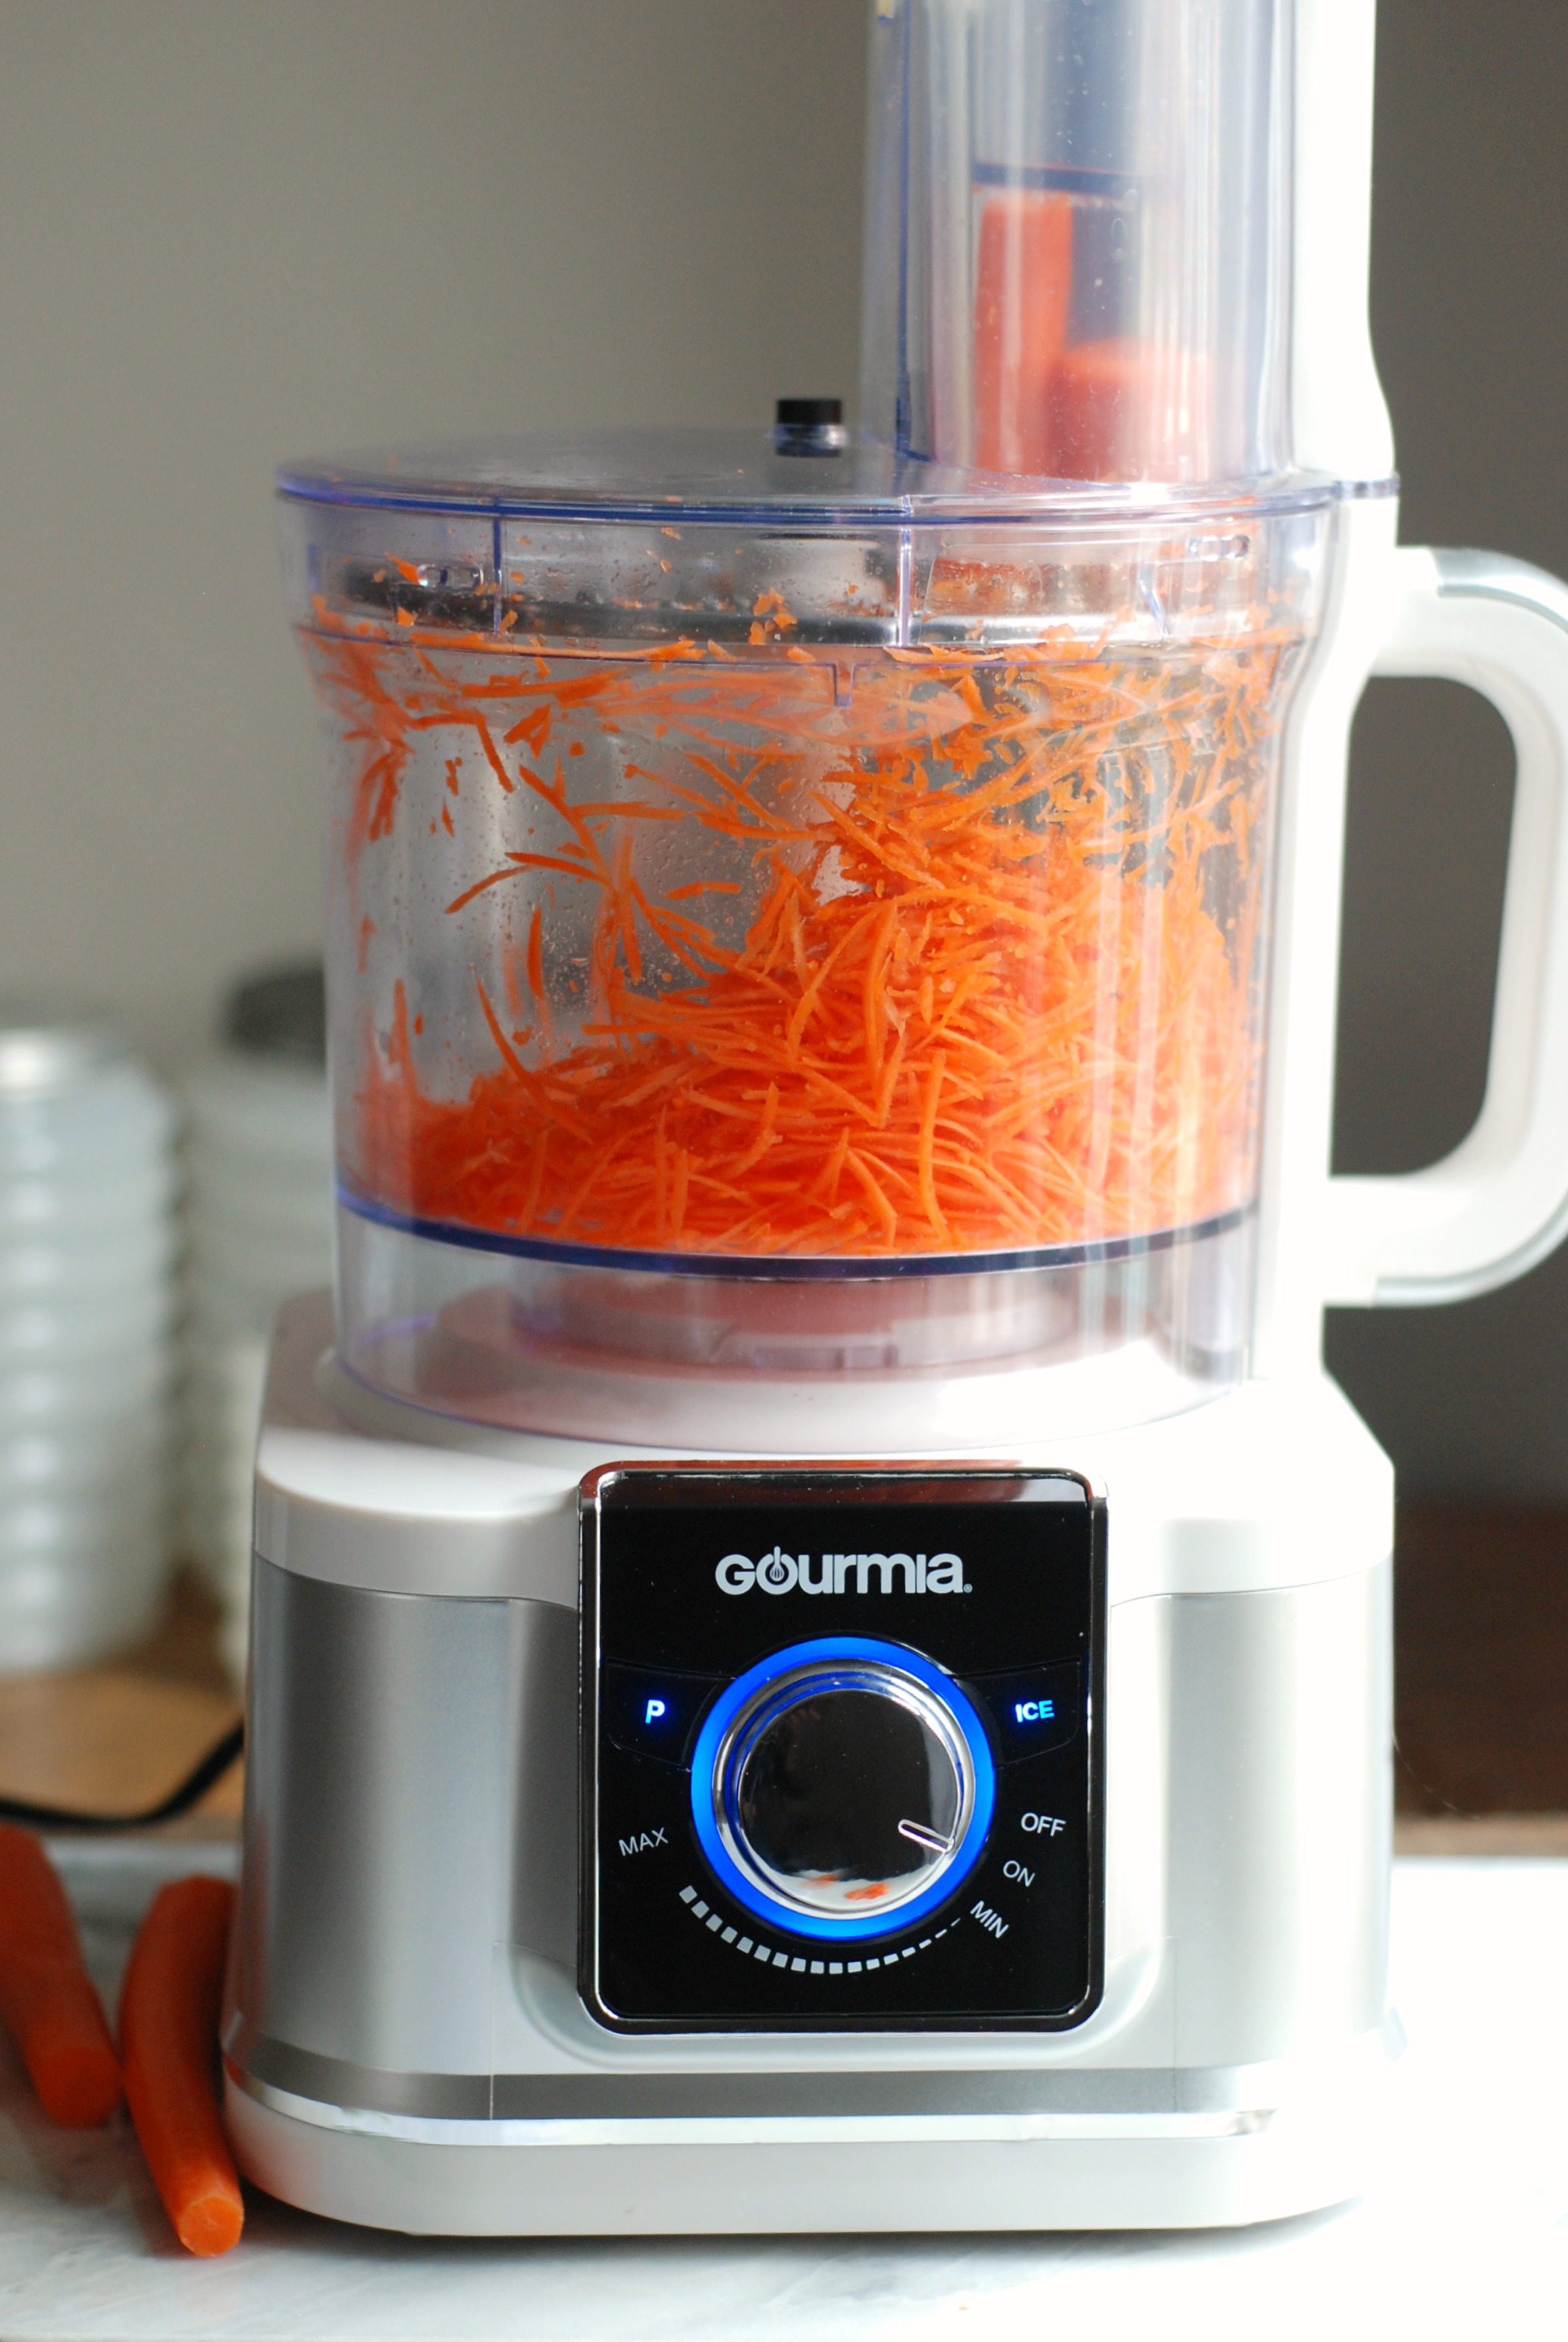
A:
712 1657 980 1923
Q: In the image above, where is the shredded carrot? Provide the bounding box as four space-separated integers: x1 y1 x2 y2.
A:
309 610 1294 1261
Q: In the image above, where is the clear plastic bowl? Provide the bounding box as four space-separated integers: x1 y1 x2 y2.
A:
281 433 1331 1444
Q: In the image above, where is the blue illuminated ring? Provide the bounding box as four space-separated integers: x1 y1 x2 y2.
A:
688 1636 996 1942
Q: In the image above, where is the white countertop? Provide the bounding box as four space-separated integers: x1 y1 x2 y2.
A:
2 1850 1565 2340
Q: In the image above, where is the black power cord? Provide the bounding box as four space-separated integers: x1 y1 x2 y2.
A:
0 1720 245 1834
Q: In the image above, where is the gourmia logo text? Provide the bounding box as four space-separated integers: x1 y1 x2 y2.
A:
715 1547 971 1596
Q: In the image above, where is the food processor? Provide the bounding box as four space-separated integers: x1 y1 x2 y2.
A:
224 0 1568 2231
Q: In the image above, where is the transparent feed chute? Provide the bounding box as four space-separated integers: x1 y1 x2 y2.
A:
280 0 1328 1450
861 0 1292 483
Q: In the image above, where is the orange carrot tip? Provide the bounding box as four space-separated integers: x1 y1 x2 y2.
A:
0 1823 121 2127
119 1876 243 2258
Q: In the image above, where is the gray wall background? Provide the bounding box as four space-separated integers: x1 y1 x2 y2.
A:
0 0 1563 1504
0 0 867 1063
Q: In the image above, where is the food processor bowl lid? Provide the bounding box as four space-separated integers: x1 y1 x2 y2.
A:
275 425 1338 528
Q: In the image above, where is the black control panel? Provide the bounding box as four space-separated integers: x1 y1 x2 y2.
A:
579 1467 1105 2033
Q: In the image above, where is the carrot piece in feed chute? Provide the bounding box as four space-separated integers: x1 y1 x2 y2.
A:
1046 337 1148 481
972 189 1074 474
119 1876 243 2258
1046 337 1209 484
0 1823 121 2125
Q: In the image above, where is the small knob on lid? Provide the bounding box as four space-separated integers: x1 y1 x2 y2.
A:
773 397 846 456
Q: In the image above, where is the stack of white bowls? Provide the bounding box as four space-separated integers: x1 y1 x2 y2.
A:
0 1014 177 1672
183 966 333 1683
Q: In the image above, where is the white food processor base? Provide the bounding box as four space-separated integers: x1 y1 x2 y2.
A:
225 1291 1397 2236
225 2052 1396 2234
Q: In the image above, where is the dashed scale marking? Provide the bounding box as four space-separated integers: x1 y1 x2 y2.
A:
678 1884 958 1974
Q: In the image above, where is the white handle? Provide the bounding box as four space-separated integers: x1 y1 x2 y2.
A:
1326 545 1568 1306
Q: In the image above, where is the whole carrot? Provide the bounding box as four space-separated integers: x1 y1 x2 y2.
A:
119 1876 243 2257
0 1822 121 2125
